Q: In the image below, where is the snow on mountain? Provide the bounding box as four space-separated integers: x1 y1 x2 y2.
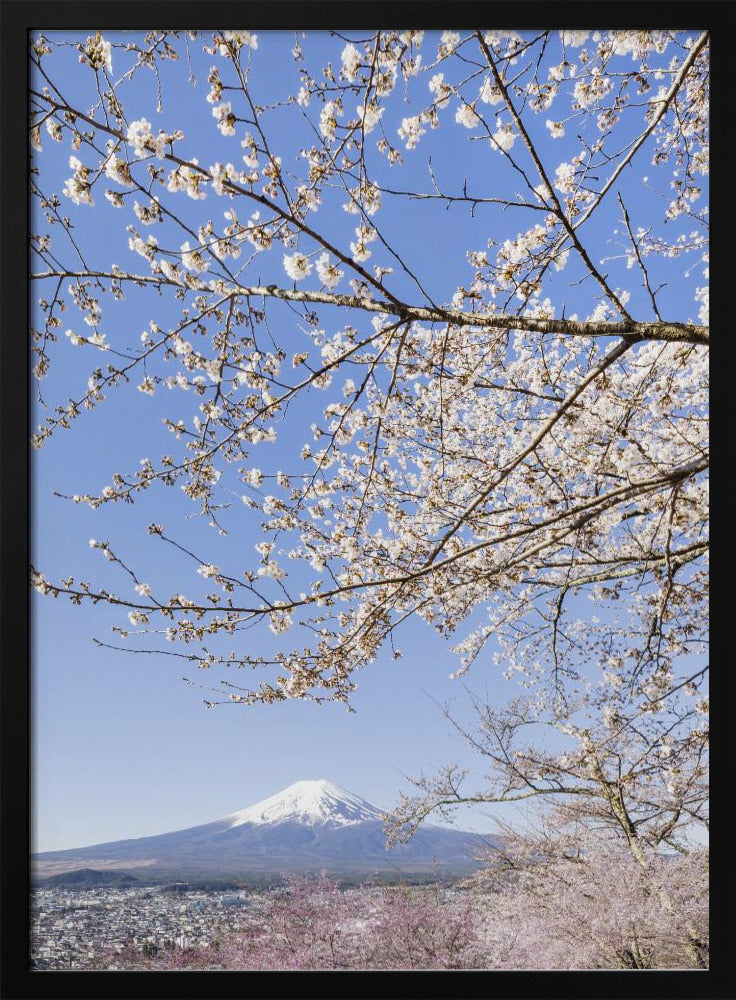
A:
227 779 385 829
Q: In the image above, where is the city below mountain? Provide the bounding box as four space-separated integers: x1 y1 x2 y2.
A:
33 779 495 882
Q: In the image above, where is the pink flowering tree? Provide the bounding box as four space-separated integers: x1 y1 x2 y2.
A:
386 670 709 966
94 856 706 971
94 873 494 971
466 822 708 969
232 871 358 970
363 881 488 970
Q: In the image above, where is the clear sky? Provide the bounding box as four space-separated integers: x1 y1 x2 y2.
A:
31 28 707 852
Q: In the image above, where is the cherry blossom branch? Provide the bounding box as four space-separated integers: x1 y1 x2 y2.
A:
574 31 709 231
30 270 709 345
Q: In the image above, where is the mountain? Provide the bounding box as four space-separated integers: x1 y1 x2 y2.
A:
33 779 494 881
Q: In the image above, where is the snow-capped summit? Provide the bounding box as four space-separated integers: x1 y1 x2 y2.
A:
227 779 385 829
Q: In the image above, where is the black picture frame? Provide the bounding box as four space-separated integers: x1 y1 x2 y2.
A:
2 2 733 997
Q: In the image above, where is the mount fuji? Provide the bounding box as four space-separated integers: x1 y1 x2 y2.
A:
33 779 493 881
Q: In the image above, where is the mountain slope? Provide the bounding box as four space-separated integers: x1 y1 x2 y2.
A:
33 779 494 879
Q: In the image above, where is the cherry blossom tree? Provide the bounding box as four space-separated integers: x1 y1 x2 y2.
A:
94 861 706 971
30 27 709 720
385 676 709 964
466 822 708 969
93 873 489 971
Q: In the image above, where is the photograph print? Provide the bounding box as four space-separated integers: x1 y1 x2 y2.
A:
7 7 720 990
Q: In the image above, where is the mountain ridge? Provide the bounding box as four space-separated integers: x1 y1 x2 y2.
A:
33 779 494 880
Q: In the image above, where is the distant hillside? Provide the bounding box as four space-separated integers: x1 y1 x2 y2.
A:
41 867 139 888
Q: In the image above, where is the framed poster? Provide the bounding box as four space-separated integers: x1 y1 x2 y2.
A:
1 2 730 997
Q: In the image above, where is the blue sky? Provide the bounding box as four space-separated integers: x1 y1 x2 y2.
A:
31 29 707 852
